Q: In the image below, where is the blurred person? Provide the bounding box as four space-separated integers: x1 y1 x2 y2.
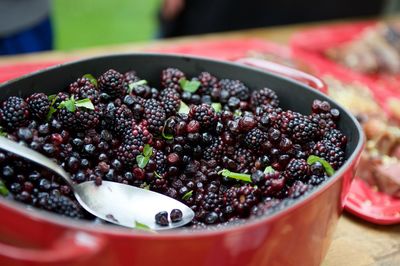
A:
158 0 384 38
0 0 53 55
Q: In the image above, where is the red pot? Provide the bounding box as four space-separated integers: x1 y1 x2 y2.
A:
0 54 364 266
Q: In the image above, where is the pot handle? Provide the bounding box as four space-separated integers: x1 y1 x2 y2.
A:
0 231 106 265
236 58 328 94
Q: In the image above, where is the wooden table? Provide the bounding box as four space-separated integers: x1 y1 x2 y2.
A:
1 18 400 266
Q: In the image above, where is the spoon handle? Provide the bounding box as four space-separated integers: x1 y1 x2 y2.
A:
0 137 73 186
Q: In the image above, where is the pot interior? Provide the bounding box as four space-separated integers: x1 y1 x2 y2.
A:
0 54 363 229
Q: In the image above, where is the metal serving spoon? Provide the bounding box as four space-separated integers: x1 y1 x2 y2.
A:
0 137 194 230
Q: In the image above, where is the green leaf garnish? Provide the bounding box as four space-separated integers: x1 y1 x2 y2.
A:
178 101 190 114
133 220 151 230
46 107 57 122
46 95 59 121
143 144 152 157
75 98 94 110
64 99 76 112
58 96 94 112
179 78 201 93
136 144 153 169
154 172 162 179
264 166 275 174
48 94 57 102
234 110 242 117
211 103 222 113
136 155 150 169
307 155 335 177
128 80 147 94
83 74 98 87
0 180 9 197
0 127 7 137
218 169 252 183
182 190 193 201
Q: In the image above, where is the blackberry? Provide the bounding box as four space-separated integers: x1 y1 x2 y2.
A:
154 149 167 175
197 72 219 95
202 137 223 162
160 88 181 116
284 158 310 183
323 129 347 148
188 104 218 129
116 124 152 166
38 194 83 218
74 84 100 105
250 87 279 108
0 96 30 129
244 128 268 150
219 79 250 101
113 105 134 136
308 174 327 186
68 77 93 94
143 99 166 134
312 140 345 170
232 147 255 173
26 93 50 120
123 70 140 92
98 69 125 98
224 185 261 218
75 108 100 130
311 99 332 114
311 113 337 137
279 111 318 143
155 211 169 226
54 92 70 106
170 209 183 222
161 68 185 91
57 108 77 128
288 180 308 199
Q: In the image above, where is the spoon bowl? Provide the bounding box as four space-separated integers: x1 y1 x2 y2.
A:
0 137 194 230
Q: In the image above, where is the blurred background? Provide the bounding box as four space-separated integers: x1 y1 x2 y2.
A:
1 0 400 54
53 0 159 50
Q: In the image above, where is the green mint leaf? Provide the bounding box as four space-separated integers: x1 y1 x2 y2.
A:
179 78 201 93
154 172 162 179
48 94 57 103
162 130 173 140
178 101 190 114
46 106 57 121
75 98 94 110
141 182 150 190
64 99 76 112
0 180 9 197
218 169 252 183
83 74 98 87
128 80 147 93
133 220 152 231
136 155 150 169
143 144 153 157
234 110 242 117
0 127 7 137
307 155 335 177
264 166 275 174
182 190 193 201
211 103 222 113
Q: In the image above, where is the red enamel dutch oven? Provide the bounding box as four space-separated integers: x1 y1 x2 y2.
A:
0 54 364 266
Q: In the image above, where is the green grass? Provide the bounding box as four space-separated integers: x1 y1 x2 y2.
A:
52 0 160 50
